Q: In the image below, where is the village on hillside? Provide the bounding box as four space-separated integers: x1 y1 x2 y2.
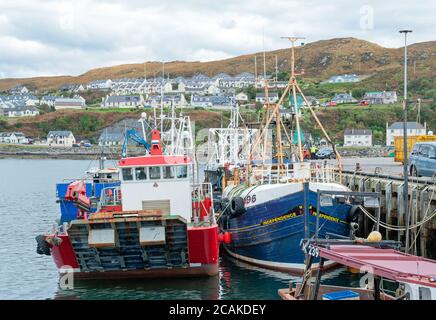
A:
0 68 416 149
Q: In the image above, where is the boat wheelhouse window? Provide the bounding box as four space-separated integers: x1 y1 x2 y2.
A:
419 287 432 300
176 165 188 178
149 166 161 180
122 168 133 181
163 166 175 179
135 167 147 180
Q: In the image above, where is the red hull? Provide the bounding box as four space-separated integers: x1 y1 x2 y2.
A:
49 224 219 279
71 263 218 280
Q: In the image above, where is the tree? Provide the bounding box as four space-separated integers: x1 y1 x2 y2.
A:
38 104 54 115
277 71 289 81
242 85 257 101
352 88 366 100
0 118 8 130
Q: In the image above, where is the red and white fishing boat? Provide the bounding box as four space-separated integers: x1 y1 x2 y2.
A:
37 125 224 279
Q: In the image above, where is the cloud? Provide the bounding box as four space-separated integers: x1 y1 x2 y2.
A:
0 0 434 78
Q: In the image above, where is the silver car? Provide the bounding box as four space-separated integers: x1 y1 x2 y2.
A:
409 142 436 177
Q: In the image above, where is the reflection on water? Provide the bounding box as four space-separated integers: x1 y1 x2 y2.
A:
52 255 364 300
0 159 362 300
52 255 295 300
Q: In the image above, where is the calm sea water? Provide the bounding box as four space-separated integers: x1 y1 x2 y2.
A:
0 159 361 300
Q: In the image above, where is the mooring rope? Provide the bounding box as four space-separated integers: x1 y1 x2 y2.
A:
359 203 436 231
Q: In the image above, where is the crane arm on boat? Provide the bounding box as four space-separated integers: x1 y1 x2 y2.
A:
64 180 91 219
122 129 151 157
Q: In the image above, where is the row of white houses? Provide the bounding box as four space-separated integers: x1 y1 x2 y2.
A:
83 72 257 95
330 91 398 105
1 123 430 148
0 95 87 117
0 131 77 147
343 122 429 147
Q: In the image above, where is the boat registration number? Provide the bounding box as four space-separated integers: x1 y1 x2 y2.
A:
244 194 257 204
305 244 320 258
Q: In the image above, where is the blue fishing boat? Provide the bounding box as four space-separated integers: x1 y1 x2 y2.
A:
220 180 354 272
217 37 354 273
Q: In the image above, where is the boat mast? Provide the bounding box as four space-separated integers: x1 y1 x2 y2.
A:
282 36 343 180
282 36 304 162
247 36 343 182
160 62 165 133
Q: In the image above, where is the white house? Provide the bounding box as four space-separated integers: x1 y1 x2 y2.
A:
207 84 221 95
54 96 86 110
363 91 398 104
331 93 357 104
235 92 249 102
98 131 124 146
146 94 187 108
344 129 372 147
302 96 320 107
9 86 29 94
255 92 279 104
47 131 76 147
2 104 39 117
40 95 58 107
0 132 29 144
328 74 360 83
386 122 427 146
86 79 113 90
101 95 144 108
163 81 186 94
190 94 234 108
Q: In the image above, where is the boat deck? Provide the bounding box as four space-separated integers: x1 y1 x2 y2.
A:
319 244 436 288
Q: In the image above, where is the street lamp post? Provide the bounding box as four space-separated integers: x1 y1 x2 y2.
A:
399 29 412 253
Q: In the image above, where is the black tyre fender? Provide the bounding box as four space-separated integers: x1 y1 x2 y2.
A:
230 197 246 217
221 197 230 214
349 205 361 222
35 234 51 256
220 214 229 229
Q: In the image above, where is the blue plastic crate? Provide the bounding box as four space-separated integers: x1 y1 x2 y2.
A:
322 290 360 300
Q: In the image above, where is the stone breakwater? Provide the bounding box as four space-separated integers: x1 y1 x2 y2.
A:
0 144 391 159
0 144 145 159
337 146 391 158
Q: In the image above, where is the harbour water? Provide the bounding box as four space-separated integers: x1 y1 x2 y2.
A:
0 159 361 300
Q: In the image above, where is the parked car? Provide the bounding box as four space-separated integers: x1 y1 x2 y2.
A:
316 147 336 159
409 142 436 177
83 142 92 147
72 143 80 148
326 101 337 107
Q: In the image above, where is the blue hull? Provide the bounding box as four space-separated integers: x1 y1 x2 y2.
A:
223 190 351 271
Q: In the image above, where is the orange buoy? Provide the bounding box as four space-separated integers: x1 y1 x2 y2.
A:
223 232 231 244
218 233 224 243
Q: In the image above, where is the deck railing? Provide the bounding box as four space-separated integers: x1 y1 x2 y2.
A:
98 186 122 210
251 161 337 185
191 182 216 224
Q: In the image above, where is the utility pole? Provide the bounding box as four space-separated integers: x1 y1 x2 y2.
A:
275 55 278 81
262 29 266 81
254 55 258 87
399 29 412 253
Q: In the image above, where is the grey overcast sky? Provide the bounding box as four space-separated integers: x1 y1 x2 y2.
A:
0 0 434 78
